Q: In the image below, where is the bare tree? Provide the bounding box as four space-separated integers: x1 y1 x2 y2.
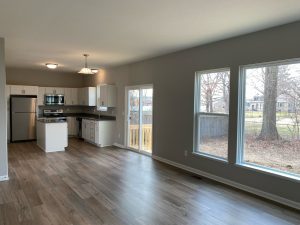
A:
200 72 230 113
257 66 280 140
200 74 221 113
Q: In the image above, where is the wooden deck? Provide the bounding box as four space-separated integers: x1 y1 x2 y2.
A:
0 138 299 225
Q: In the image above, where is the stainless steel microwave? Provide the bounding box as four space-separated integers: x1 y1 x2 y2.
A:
44 94 65 105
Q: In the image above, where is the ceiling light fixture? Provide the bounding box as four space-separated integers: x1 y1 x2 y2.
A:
46 63 58 69
91 69 98 74
78 54 94 74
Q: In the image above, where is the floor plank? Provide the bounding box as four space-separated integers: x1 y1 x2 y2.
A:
0 138 299 225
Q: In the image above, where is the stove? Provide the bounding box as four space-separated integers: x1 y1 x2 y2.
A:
41 109 67 122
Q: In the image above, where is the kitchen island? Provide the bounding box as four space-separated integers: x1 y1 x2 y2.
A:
37 119 68 152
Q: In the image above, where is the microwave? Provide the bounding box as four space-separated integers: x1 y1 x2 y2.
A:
44 94 65 105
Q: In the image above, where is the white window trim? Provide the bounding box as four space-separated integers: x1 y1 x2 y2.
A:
193 68 230 161
237 58 300 181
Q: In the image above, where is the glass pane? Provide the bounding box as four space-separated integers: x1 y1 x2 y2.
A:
141 88 153 153
243 62 300 176
128 89 140 149
195 70 230 159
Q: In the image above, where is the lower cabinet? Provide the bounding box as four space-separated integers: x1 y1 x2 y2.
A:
82 119 115 147
67 117 78 136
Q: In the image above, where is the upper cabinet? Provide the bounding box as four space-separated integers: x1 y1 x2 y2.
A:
45 87 64 95
79 87 96 106
71 88 78 105
97 84 117 108
64 88 72 106
38 87 45 105
8 85 100 107
10 85 38 96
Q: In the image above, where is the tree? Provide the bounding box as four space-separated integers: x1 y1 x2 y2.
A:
257 66 280 140
200 72 230 113
200 73 220 113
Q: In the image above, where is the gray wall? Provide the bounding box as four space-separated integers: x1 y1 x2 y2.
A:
85 21 300 204
0 38 8 178
6 67 84 87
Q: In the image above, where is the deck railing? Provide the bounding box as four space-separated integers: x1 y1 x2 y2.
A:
129 124 152 152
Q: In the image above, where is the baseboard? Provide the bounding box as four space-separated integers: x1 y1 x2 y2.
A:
152 155 300 210
113 143 126 149
0 175 9 182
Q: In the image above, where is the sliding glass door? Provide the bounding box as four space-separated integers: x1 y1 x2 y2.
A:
126 85 153 154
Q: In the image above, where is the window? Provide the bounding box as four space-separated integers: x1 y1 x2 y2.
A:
194 69 230 160
239 60 300 177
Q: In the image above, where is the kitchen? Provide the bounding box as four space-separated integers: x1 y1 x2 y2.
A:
6 82 117 152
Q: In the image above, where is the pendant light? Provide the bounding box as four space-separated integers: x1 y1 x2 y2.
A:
78 54 94 74
45 63 58 69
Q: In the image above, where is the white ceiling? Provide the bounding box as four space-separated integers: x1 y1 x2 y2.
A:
1 0 300 72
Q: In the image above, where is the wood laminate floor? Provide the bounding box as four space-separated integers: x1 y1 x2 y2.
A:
0 139 299 225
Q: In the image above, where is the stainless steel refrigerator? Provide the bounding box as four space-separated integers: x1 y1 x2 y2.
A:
10 95 37 142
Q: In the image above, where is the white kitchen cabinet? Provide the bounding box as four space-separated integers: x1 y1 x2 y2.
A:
6 85 10 142
37 120 68 152
97 84 117 108
67 117 78 136
95 121 115 147
10 85 38 95
64 88 72 105
64 88 79 105
37 87 46 105
82 118 115 147
45 87 64 95
82 119 95 142
71 88 78 105
79 87 96 106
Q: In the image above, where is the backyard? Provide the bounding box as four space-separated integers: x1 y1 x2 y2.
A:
199 118 300 175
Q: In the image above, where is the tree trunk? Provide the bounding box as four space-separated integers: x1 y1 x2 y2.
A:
257 66 280 140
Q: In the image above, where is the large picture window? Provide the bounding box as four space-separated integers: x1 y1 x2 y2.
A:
194 69 230 160
239 60 300 177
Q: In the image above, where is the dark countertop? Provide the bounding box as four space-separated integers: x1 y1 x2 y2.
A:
62 113 116 121
37 118 68 124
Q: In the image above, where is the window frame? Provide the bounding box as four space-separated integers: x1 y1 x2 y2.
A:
237 58 300 181
193 68 231 161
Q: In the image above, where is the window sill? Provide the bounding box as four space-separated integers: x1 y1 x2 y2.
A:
192 152 228 163
236 163 300 183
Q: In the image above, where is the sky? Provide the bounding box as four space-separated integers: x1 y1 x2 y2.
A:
245 62 300 99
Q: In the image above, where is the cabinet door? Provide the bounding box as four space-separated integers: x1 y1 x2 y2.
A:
10 85 25 95
88 87 96 106
97 85 117 108
64 88 72 105
45 87 55 94
38 87 45 105
24 86 38 95
79 88 86 105
99 85 107 106
90 121 95 142
55 88 64 95
71 88 78 105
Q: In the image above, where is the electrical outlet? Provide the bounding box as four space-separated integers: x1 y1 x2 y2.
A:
184 150 188 157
